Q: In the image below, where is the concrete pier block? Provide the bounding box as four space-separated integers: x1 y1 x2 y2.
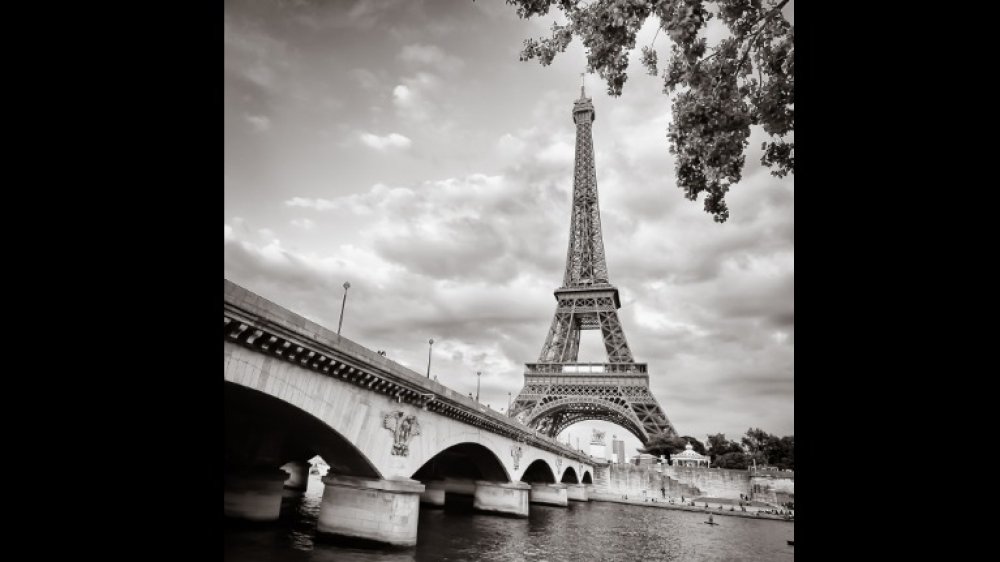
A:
567 483 589 502
420 481 446 507
529 483 568 507
473 480 530 517
280 461 309 490
317 475 425 547
224 468 288 521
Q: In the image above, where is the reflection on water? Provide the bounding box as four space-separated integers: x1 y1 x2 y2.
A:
224 475 794 561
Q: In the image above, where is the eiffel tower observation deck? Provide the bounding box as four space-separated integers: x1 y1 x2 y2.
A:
508 85 678 444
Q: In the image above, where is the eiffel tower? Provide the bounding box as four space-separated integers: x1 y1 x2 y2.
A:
508 84 677 444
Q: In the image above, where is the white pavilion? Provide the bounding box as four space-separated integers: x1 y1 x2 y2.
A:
672 442 710 468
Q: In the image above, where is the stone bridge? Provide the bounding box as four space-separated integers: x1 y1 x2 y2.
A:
224 280 595 546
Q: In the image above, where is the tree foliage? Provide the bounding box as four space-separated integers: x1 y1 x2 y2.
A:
741 426 770 463
505 0 794 223
637 432 688 460
713 451 748 469
705 429 793 469
706 432 744 463
740 427 794 469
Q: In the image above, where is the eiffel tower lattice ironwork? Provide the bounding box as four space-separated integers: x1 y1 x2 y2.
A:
508 85 678 444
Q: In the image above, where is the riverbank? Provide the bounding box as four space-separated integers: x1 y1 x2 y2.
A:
589 493 794 523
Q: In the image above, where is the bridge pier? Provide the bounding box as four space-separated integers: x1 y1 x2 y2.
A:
529 483 568 507
280 461 309 491
567 483 589 502
224 468 288 521
473 481 530 517
317 475 425 547
419 481 446 507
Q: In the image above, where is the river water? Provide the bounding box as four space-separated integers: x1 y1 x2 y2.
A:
224 475 794 561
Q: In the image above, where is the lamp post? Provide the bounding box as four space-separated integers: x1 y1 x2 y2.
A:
476 371 481 402
507 391 512 413
426 338 434 378
337 282 350 336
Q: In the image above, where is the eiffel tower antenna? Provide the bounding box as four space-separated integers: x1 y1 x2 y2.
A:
508 91 677 445
580 72 586 97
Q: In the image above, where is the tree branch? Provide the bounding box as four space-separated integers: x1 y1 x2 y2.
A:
736 0 790 73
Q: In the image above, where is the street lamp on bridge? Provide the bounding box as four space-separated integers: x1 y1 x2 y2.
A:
337 281 350 336
476 371 482 403
426 338 434 378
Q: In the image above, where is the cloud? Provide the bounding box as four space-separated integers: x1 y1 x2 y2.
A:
285 197 336 211
398 43 464 74
224 18 289 92
245 114 271 131
291 218 316 229
359 132 412 150
393 84 414 105
351 68 381 91
392 72 441 121
297 171 568 283
537 140 574 166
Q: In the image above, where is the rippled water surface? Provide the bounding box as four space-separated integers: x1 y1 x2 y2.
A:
224 476 794 561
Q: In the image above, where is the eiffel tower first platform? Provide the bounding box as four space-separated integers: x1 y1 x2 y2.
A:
508 86 678 444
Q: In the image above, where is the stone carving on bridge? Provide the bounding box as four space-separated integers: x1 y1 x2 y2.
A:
511 445 522 470
556 457 562 473
515 410 530 426
534 417 553 434
383 411 421 457
592 429 606 445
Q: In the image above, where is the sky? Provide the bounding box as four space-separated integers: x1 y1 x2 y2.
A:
224 0 793 458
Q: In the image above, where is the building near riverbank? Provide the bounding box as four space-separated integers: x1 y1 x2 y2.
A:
590 430 607 460
611 436 625 465
672 442 709 467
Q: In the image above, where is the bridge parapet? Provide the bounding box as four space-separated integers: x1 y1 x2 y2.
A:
224 279 591 465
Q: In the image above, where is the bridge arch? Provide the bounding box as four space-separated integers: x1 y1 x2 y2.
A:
582 470 593 484
224 381 380 479
560 466 579 484
411 442 510 483
519 458 557 483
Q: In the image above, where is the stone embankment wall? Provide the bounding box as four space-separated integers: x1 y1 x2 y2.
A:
750 473 794 504
664 466 750 500
595 463 701 499
594 463 795 504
